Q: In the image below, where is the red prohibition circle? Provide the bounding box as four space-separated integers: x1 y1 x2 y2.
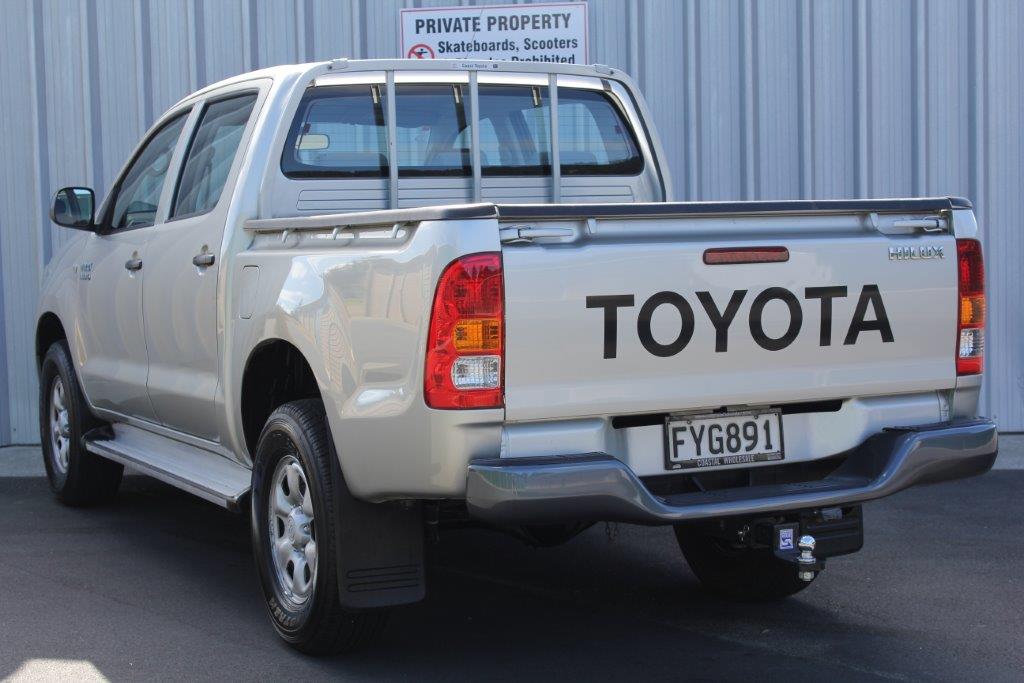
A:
407 43 435 59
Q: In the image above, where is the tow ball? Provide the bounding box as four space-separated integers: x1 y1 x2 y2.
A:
771 526 826 580
797 535 819 582
767 508 863 581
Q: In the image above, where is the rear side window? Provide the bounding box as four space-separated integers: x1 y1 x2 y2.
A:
282 85 387 178
172 93 258 218
281 83 642 178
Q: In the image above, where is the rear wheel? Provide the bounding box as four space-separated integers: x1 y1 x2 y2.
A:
38 340 122 505
251 399 387 655
517 522 593 547
674 525 814 601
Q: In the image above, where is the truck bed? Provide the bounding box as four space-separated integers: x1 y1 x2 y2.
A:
243 195 971 483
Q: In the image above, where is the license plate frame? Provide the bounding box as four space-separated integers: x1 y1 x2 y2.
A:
663 409 785 472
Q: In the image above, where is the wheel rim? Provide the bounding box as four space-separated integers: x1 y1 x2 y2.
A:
49 377 71 474
268 455 317 607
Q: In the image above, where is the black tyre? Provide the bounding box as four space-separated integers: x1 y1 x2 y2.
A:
675 525 815 601
38 340 123 505
251 399 387 655
517 522 593 547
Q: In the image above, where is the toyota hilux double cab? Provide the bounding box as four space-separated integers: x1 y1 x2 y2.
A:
38 59 997 654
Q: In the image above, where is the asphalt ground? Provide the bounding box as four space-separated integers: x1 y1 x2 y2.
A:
0 441 1021 682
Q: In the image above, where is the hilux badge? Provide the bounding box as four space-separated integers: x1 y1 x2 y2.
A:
889 245 944 261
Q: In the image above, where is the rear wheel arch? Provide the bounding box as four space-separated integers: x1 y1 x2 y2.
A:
240 339 324 459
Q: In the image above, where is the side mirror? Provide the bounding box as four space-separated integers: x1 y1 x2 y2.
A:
50 187 96 230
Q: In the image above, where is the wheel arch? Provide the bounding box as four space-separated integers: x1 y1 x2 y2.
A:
239 338 324 458
36 311 67 372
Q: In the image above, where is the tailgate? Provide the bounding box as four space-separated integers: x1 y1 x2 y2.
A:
500 205 959 422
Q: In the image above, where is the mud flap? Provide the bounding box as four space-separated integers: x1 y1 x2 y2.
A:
331 463 425 610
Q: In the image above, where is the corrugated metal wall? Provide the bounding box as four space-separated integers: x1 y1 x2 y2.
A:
1 0 1021 444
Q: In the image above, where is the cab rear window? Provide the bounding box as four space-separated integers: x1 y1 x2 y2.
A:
281 83 643 178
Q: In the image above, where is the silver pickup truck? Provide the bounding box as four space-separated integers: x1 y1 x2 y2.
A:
38 59 997 654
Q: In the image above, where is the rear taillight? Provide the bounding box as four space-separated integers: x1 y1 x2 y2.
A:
956 238 985 375
424 253 504 409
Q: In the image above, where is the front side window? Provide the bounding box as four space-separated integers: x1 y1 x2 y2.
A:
109 112 189 229
171 93 258 218
281 83 642 178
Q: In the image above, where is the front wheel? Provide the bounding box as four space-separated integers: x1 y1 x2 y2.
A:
38 340 122 505
674 525 815 601
250 399 387 655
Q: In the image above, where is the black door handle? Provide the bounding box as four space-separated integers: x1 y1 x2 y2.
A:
125 258 143 271
192 253 215 267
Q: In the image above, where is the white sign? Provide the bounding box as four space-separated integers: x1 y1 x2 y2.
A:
400 2 588 64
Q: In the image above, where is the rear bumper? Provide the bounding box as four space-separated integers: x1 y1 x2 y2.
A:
465 419 998 525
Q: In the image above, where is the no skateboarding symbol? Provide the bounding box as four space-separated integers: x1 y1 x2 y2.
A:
407 43 435 59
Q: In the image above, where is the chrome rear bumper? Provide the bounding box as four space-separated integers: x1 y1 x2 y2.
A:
466 419 998 525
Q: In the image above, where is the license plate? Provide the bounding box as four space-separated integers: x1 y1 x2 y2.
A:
663 410 784 471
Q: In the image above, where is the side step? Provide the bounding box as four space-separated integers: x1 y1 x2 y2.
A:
84 424 251 512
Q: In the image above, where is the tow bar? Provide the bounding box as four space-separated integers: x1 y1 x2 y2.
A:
765 506 863 581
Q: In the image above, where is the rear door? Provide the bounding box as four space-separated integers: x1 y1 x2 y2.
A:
143 88 260 442
501 209 958 422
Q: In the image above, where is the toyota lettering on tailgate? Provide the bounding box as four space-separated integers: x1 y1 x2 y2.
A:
586 285 894 359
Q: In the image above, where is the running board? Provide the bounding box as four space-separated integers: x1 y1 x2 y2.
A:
84 424 251 512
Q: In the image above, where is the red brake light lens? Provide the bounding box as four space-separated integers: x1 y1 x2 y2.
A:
956 238 985 376
424 253 504 409
703 246 790 265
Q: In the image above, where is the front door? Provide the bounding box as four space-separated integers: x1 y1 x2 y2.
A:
76 112 191 421
143 91 259 442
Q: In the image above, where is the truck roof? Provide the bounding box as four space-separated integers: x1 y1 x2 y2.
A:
177 58 631 108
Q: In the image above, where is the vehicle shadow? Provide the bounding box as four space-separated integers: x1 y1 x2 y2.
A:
3 474 1012 681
